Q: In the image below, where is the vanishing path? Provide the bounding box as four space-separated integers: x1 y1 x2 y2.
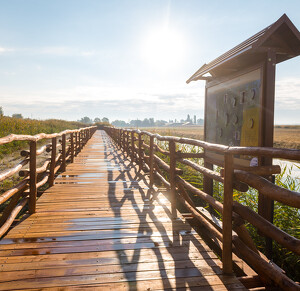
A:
0 130 246 290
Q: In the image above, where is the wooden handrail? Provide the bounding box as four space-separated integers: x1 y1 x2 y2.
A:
105 126 300 290
0 125 97 238
0 159 29 182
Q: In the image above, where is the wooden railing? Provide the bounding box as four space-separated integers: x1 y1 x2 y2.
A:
0 126 97 237
105 126 300 291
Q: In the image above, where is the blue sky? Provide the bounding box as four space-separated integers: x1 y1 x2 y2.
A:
1 0 300 124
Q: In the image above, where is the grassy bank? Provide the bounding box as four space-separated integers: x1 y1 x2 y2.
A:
0 116 87 158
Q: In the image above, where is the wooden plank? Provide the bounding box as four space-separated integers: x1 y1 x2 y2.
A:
0 130 246 290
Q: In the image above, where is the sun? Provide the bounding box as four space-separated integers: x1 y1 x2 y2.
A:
141 27 185 72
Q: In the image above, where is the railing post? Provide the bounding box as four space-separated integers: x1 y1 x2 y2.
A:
49 137 57 187
126 131 129 156
74 132 78 156
61 134 66 172
149 136 154 188
131 131 135 162
223 152 234 274
70 133 74 163
29 140 37 214
78 131 81 152
138 133 143 171
122 130 125 151
169 140 177 219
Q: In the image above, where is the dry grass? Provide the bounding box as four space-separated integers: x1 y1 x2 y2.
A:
141 125 300 149
274 126 300 149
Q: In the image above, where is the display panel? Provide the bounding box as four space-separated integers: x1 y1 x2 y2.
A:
205 69 262 147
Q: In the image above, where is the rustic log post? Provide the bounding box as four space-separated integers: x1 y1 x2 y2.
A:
126 131 129 156
222 152 234 274
49 137 57 187
138 133 143 171
122 130 126 151
75 132 78 156
131 131 135 162
116 129 121 148
29 140 37 214
61 134 66 172
70 133 74 163
78 131 82 151
119 129 122 148
149 136 154 188
169 140 177 219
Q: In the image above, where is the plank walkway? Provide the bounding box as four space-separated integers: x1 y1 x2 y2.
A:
0 130 247 290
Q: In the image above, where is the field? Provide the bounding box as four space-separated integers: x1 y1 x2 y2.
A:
0 116 87 159
140 125 300 149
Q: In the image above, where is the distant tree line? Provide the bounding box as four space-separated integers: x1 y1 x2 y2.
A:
78 117 109 124
0 106 203 127
112 115 204 128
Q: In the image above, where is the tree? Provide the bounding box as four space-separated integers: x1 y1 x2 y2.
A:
142 118 150 127
79 116 92 124
102 117 109 123
112 120 128 127
94 117 101 123
149 118 155 127
0 106 3 116
194 115 197 124
187 114 191 122
12 113 23 119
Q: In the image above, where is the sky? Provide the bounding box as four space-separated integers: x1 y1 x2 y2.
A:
1 0 300 124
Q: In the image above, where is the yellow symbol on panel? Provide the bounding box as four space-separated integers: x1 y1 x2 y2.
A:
248 118 254 128
241 107 260 147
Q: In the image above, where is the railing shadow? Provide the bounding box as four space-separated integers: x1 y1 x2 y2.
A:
101 130 223 290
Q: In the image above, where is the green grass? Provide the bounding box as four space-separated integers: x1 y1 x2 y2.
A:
0 116 87 158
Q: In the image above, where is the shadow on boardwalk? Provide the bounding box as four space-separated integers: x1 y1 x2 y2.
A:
102 131 225 290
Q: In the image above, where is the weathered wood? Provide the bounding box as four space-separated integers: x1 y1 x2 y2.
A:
0 126 96 145
61 134 66 172
222 153 234 274
48 137 57 187
169 140 177 218
154 154 183 175
233 201 300 255
0 130 246 290
149 135 154 187
70 132 74 162
235 170 300 208
0 158 29 182
176 152 205 159
176 175 223 213
233 236 299 290
138 133 143 170
131 131 135 162
0 179 29 205
0 197 28 237
29 140 37 213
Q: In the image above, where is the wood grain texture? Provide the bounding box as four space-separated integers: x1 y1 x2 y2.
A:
0 130 246 290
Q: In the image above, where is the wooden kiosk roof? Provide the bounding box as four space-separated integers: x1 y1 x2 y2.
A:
186 14 300 83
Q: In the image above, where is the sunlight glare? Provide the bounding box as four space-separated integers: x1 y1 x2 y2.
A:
142 27 185 72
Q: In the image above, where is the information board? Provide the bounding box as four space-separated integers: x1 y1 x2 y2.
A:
205 69 262 147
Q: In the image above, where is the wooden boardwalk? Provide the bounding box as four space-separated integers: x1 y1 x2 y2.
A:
0 130 247 290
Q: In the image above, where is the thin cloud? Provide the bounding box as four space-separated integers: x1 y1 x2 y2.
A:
275 77 300 109
0 47 15 54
